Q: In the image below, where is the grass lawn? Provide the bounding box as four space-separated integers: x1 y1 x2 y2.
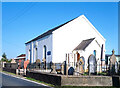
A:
54 86 118 88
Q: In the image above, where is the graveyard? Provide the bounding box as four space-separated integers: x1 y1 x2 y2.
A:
2 49 120 87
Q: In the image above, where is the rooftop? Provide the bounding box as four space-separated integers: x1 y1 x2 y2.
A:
74 38 95 51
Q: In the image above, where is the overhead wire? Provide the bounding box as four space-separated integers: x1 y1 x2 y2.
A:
3 2 36 26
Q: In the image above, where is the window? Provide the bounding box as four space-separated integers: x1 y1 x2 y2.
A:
43 45 47 59
29 49 31 63
36 48 37 60
93 50 96 58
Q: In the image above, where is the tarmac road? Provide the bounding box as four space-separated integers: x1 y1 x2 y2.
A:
0 72 51 88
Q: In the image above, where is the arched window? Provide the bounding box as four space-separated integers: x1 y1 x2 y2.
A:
29 49 31 63
36 48 37 60
93 50 96 58
43 45 47 59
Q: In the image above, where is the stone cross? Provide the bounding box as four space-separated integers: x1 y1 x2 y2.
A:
109 49 117 75
79 58 84 74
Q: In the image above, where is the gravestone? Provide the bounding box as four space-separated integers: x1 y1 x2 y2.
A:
2 61 6 67
88 54 97 75
61 62 64 74
74 57 85 75
109 49 117 75
42 58 46 69
36 59 41 63
118 61 120 75
79 57 85 74
50 63 57 74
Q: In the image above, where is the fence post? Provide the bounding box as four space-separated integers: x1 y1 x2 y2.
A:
66 53 68 75
16 69 18 75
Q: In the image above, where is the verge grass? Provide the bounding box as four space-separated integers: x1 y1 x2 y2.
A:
54 86 118 88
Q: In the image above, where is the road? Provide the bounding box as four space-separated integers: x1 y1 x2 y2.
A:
1 72 51 88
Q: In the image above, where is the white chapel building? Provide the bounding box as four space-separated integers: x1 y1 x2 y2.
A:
25 15 106 72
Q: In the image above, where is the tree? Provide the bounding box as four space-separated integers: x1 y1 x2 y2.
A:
2 53 7 59
1 53 8 62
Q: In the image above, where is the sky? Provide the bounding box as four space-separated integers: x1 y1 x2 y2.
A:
2 2 118 59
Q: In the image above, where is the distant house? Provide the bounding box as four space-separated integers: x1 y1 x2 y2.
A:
14 54 26 63
25 15 106 72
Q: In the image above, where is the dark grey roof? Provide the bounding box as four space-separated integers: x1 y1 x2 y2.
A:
25 16 79 44
73 38 95 51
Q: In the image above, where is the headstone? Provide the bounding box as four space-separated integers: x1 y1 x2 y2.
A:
75 57 84 75
88 54 97 75
118 61 120 75
115 62 118 73
109 49 117 75
50 63 57 74
2 61 6 67
61 63 64 74
16 69 18 75
36 59 41 63
68 67 74 75
79 58 84 74
11 59 16 63
42 58 46 69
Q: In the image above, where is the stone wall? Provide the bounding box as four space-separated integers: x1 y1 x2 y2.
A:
61 76 112 86
3 68 120 87
4 63 18 69
3 67 16 74
26 71 61 85
26 71 117 86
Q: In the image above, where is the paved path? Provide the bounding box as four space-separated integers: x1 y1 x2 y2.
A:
1 72 51 88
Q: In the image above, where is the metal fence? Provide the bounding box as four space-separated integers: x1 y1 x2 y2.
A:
27 62 63 73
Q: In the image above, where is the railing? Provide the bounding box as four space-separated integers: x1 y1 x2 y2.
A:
27 62 63 73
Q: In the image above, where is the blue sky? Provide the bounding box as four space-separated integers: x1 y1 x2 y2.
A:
2 2 118 59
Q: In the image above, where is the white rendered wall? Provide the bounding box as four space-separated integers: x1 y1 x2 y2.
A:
52 15 105 63
26 43 30 61
26 34 52 63
37 34 52 63
26 42 34 63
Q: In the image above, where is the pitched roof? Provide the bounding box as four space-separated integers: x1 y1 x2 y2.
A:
73 38 95 51
17 54 26 57
25 16 79 44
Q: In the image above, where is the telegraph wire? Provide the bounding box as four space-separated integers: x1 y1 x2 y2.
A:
3 2 36 26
